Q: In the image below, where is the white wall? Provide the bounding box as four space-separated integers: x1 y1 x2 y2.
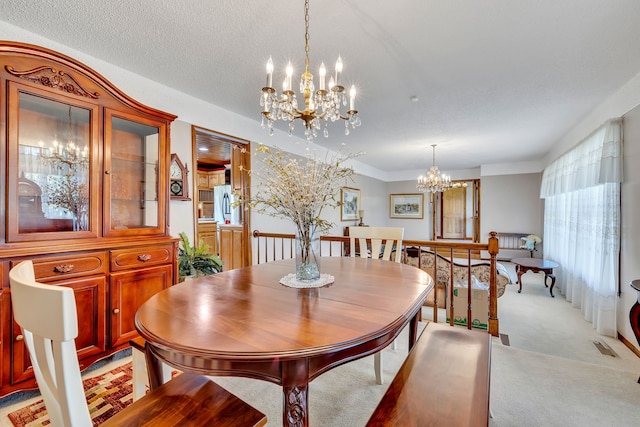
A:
168 120 195 241
386 181 433 240
480 173 544 246
547 71 640 167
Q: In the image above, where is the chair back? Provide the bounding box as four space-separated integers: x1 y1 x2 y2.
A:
349 226 404 262
9 260 91 427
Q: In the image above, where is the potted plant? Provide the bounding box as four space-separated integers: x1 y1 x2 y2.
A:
178 232 223 280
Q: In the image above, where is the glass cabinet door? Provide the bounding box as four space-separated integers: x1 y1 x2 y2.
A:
7 84 98 242
104 109 167 237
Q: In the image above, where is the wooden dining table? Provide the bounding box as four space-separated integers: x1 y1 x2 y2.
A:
135 257 432 427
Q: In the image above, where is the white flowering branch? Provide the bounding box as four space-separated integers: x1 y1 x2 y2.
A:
235 143 362 238
46 172 89 230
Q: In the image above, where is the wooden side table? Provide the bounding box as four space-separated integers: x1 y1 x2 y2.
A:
512 257 560 297
630 280 640 383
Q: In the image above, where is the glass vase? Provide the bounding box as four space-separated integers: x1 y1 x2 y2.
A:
295 225 321 282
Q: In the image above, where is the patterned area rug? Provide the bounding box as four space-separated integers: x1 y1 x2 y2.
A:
8 362 133 426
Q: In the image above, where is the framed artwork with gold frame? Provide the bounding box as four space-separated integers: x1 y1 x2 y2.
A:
340 187 360 221
390 193 424 219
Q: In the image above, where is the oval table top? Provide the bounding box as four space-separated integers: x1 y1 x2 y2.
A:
511 257 559 269
135 257 432 361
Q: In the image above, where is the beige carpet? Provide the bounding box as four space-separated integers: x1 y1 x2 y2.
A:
498 264 640 372
488 265 640 426
489 343 640 426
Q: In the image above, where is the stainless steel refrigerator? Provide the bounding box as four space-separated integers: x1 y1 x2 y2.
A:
213 184 239 224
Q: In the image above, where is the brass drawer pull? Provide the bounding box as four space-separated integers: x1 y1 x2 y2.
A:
16 334 24 342
137 254 151 262
113 308 120 314
53 264 74 273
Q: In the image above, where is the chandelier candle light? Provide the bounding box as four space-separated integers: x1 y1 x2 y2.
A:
260 0 361 141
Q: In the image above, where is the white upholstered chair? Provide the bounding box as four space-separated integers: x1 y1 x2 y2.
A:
9 260 267 427
348 226 404 384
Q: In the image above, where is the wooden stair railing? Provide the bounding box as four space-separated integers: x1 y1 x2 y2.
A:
252 230 295 264
251 230 500 336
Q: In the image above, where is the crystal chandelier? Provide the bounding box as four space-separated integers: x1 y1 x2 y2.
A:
260 0 361 141
417 144 454 193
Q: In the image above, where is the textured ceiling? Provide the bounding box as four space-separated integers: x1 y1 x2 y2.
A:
2 0 640 173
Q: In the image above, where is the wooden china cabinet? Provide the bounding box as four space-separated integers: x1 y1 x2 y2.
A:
0 42 178 397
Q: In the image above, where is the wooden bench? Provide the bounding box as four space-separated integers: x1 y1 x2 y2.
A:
481 231 533 261
111 337 267 427
366 322 491 427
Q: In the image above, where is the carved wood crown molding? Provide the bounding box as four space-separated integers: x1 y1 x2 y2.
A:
4 65 99 99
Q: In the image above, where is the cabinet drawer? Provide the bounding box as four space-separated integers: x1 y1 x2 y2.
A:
110 244 174 271
198 222 218 232
24 252 108 282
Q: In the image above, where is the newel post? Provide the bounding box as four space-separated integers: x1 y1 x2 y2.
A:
488 231 500 337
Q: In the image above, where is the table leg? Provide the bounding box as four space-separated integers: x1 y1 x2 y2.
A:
282 361 310 427
547 272 556 297
630 299 640 383
145 343 164 391
408 312 420 351
516 266 525 293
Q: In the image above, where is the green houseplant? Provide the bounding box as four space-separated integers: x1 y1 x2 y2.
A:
178 232 223 280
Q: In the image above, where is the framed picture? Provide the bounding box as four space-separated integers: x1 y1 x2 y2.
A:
390 193 424 219
340 187 361 221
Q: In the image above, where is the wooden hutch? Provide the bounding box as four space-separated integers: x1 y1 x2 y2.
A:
0 42 178 397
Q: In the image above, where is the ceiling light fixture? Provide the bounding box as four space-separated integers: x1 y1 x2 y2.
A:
260 0 361 141
416 144 463 193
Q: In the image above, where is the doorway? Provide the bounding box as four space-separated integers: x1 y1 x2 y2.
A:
432 179 480 242
442 187 466 239
192 126 251 269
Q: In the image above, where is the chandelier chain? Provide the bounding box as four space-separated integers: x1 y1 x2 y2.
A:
304 0 310 73
432 143 436 166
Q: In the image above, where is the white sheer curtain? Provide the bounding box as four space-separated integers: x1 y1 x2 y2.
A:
540 119 622 336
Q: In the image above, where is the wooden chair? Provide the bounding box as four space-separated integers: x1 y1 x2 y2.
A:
349 226 403 262
348 226 404 384
9 260 267 427
129 335 172 401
